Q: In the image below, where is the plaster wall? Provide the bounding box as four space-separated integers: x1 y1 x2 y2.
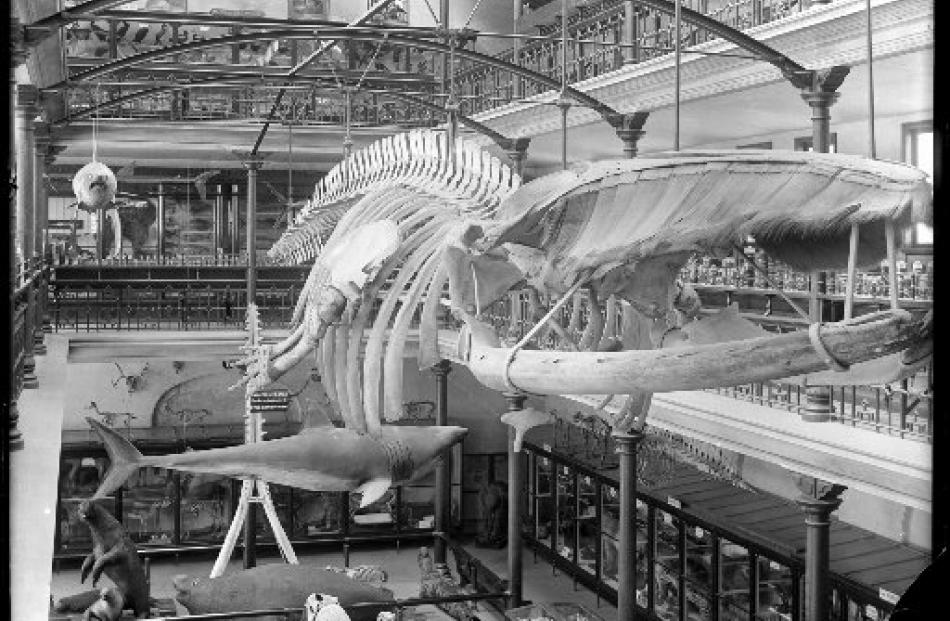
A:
59 353 515 457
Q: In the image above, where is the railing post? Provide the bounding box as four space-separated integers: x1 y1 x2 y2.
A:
504 391 527 609
795 477 846 621
432 359 453 564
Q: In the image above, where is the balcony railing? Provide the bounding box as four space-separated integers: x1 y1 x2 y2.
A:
61 0 824 123
455 0 810 115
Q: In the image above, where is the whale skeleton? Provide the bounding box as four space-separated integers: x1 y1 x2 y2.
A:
252 130 932 440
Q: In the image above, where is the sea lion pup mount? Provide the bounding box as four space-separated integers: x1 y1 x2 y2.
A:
76 498 151 618
264 131 932 439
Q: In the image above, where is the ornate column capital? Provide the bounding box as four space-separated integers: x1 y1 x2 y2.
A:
606 111 650 158
795 475 846 518
431 359 453 378
799 65 850 102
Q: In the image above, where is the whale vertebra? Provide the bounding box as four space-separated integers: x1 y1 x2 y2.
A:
87 417 466 508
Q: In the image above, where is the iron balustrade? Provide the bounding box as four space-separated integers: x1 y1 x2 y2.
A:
522 441 896 621
455 0 808 114
49 264 308 332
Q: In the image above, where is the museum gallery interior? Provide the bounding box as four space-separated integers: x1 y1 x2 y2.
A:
4 1 943 620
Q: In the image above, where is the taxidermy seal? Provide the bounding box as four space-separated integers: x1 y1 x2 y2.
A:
87 417 466 508
173 565 394 621
77 498 150 618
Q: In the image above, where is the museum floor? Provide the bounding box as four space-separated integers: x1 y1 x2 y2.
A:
48 544 616 619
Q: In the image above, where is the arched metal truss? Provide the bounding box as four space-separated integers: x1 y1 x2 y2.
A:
633 0 813 88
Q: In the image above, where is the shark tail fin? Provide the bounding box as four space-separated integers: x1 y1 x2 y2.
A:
86 417 143 498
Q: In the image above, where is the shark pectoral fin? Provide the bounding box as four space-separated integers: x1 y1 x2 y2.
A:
355 477 392 509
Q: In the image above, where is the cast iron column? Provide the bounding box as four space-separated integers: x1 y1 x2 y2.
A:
796 477 846 621
243 157 264 303
15 84 38 389
615 430 646 621
800 67 848 420
7 41 27 451
33 122 49 264
432 359 453 563
15 84 37 271
504 391 527 608
32 125 50 355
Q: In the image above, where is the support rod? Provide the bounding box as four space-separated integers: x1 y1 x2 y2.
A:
674 0 682 151
865 0 877 159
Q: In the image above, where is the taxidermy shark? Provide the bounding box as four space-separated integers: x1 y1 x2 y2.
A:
87 417 466 508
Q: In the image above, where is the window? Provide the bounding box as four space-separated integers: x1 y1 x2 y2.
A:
794 133 837 153
902 121 933 245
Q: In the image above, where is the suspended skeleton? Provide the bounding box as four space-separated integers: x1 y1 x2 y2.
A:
249 130 932 438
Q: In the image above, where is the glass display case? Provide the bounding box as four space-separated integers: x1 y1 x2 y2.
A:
556 464 576 561
179 473 233 544
521 443 842 621
122 466 177 546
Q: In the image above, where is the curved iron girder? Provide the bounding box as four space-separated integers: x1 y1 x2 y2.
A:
382 91 523 152
49 27 628 128
632 0 813 89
